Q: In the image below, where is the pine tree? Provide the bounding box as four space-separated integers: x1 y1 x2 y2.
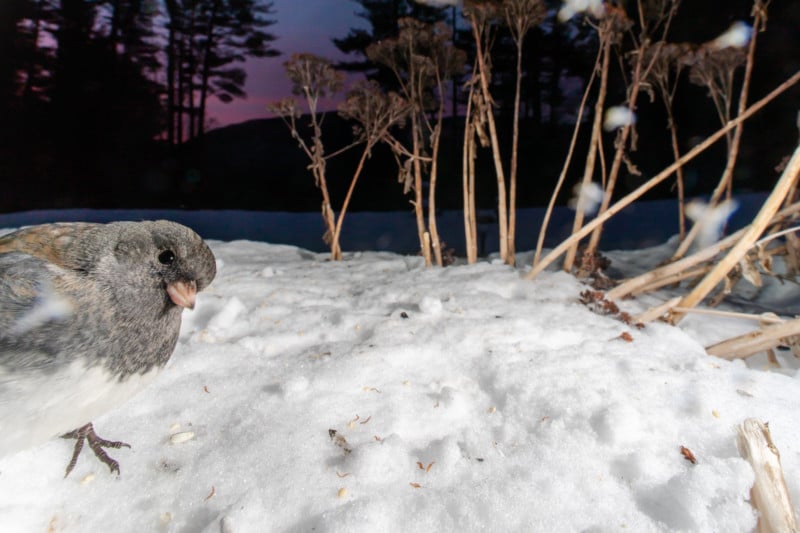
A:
163 0 279 143
333 0 447 91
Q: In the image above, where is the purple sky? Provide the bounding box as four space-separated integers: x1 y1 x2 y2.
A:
206 0 367 128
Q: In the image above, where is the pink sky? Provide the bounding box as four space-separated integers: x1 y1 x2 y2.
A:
206 0 366 128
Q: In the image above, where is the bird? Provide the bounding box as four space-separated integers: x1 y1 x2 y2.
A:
0 220 216 476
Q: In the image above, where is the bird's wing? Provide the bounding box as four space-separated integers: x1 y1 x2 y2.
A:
0 252 74 373
0 223 98 269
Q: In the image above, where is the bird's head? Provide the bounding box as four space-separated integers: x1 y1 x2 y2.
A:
78 221 217 312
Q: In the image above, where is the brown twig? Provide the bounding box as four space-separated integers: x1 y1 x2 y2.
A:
608 201 800 308
533 43 602 266
465 1 510 264
525 68 800 280
672 2 766 259
563 16 616 272
708 317 800 359
502 0 546 264
587 1 678 256
668 142 800 324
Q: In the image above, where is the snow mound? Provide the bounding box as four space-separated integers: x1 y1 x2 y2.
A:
1 240 798 532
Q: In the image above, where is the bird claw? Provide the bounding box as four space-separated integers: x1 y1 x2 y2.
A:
61 423 131 477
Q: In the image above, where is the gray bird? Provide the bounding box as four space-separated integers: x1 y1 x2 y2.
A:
0 220 216 476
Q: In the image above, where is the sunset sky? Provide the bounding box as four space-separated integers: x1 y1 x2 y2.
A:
206 0 367 128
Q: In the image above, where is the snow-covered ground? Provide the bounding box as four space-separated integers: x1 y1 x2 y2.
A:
1 235 799 532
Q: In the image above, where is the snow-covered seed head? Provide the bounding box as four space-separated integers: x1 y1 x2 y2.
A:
558 0 605 22
569 182 606 216
685 198 739 249
412 0 460 6
603 106 636 131
709 21 753 50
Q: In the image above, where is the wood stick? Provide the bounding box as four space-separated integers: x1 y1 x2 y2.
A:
672 307 784 324
631 265 714 297
607 202 800 303
670 143 800 324
736 419 799 533
525 70 800 281
706 317 800 359
634 296 681 324
607 231 743 301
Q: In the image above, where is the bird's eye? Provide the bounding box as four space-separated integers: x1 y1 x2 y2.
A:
158 250 176 265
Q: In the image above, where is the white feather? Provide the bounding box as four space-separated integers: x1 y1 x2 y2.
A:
0 362 160 458
10 281 73 335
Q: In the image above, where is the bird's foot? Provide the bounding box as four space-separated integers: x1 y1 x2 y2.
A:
61 423 131 477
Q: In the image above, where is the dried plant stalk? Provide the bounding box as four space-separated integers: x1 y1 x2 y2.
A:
465 1 510 264
668 142 800 324
587 1 679 257
672 1 767 259
462 72 479 264
634 296 682 324
502 0 546 264
525 69 800 281
335 82 412 257
533 43 602 267
368 19 465 267
706 317 800 359
631 265 714 296
269 54 345 260
644 42 692 240
736 419 799 533
608 231 745 301
608 201 800 304
563 22 613 272
675 307 783 324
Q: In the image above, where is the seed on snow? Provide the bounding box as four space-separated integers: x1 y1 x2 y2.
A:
169 431 195 444
337 487 348 499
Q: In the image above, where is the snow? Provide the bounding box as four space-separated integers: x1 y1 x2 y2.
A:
1 234 800 532
710 21 754 50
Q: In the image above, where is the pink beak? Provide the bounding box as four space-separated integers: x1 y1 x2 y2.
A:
166 280 198 310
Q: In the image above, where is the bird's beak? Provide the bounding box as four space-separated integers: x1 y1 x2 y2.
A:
166 280 197 310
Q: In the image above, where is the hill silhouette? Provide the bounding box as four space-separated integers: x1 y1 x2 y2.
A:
173 113 626 213
177 114 413 212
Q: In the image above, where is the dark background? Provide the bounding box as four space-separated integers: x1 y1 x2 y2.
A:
1 0 798 215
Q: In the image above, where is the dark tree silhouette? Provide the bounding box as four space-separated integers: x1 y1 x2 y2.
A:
104 0 161 72
163 0 279 144
0 0 58 120
0 1 27 111
42 0 163 204
333 0 448 91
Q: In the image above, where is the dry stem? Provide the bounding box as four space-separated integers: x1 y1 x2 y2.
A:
736 419 799 533
587 1 678 255
468 8 510 265
672 1 766 259
525 68 800 281
463 75 479 264
668 142 800 324
563 25 613 272
533 44 601 266
708 317 800 359
608 201 800 309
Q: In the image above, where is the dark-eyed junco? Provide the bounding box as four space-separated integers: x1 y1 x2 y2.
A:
0 220 216 476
